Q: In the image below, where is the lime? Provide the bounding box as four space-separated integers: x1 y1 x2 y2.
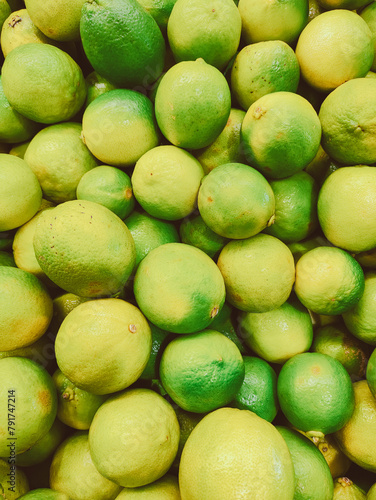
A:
134 242 225 334
318 167 376 253
84 70 118 108
332 477 367 500
0 154 42 232
167 0 241 70
369 483 376 499
82 89 159 168
194 108 246 174
139 324 171 380
24 122 98 204
9 140 30 159
76 166 134 220
0 250 15 266
238 295 313 364
217 233 295 312
53 369 108 430
334 380 376 472
295 10 374 93
0 266 53 352
209 301 246 353
124 210 179 267
159 329 244 413
360 2 376 72
263 171 319 244
277 426 334 500
155 58 231 149
0 357 57 455
179 213 228 259
179 407 295 499
80 0 165 88
277 352 355 436
55 298 152 395
313 323 370 379
197 162 275 239
89 388 180 487
114 474 180 499
131 145 204 220
1 43 86 124
33 200 136 298
136 0 177 32
294 246 365 315
50 432 122 499
238 0 308 45
309 433 351 479
241 91 321 179
0 457 29 498
232 356 279 422
231 40 300 111
0 0 10 27
18 490 70 500
318 79 376 165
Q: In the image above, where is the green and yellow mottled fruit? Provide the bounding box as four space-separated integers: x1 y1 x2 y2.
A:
179 213 228 259
0 457 29 499
18 490 70 500
332 477 366 500
134 242 225 334
179 407 295 499
80 0 165 88
0 357 57 455
33 200 136 298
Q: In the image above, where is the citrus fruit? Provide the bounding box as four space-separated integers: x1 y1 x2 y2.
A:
131 145 204 221
0 250 15 266
53 369 108 430
367 348 376 399
179 213 228 259
167 0 241 70
136 0 177 32
80 0 165 88
84 70 118 108
114 474 180 499
0 75 39 144
139 324 171 380
209 301 246 353
0 0 10 27
241 91 321 179
0 154 42 232
232 356 279 422
154 58 231 149
360 2 376 72
124 210 179 267
179 407 295 499
197 162 275 239
134 242 226 334
18 490 70 500
308 433 351 479
9 140 30 159
159 328 244 412
277 352 355 436
332 477 367 500
24 122 98 204
356 247 376 269
0 357 57 455
231 40 300 111
88 388 180 488
238 0 308 45
317 166 376 252
194 108 246 174
369 483 376 499
0 266 53 351
76 165 134 220
295 10 374 93
50 431 122 500
334 380 376 472
33 200 136 298
82 89 159 168
15 418 66 467
294 246 365 315
343 272 376 346
1 43 86 124
277 426 334 500
312 323 370 379
238 295 313 364
55 298 152 395
0 457 29 498
263 171 319 244
217 233 295 312
318 79 376 165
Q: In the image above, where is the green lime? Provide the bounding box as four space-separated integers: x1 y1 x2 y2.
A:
139 324 171 380
232 356 278 422
0 457 29 498
231 40 300 111
179 213 228 259
277 352 355 436
198 162 275 239
217 233 295 312
277 426 334 500
238 295 313 364
159 329 244 413
134 242 225 334
241 91 322 179
360 2 376 72
18 490 70 500
0 250 15 266
209 301 246 353
332 477 367 500
136 0 177 32
366 348 376 398
114 474 181 499
155 58 231 149
84 70 118 108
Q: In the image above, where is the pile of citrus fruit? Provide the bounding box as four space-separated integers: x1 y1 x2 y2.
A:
2 0 376 497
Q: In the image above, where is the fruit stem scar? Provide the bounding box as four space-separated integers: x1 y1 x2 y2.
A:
210 306 219 318
129 324 137 333
9 15 21 27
